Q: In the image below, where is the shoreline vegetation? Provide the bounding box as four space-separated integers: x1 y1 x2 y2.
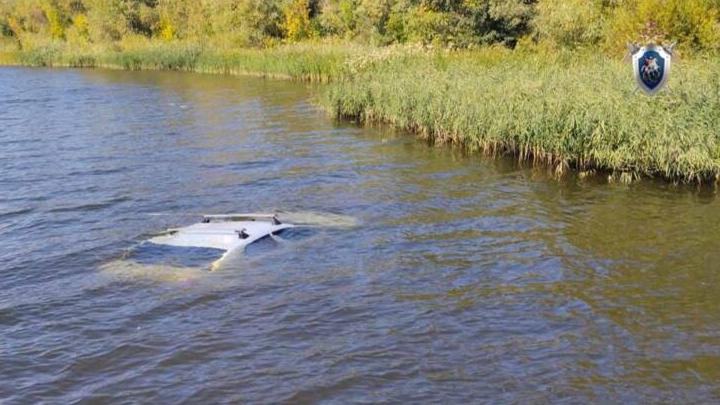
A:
4 42 720 185
0 42 347 81
2 0 720 184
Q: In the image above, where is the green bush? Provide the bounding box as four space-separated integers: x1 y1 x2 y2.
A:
605 0 720 53
85 0 127 42
283 0 320 42
318 0 357 37
0 17 12 37
3 0 720 53
205 0 284 47
402 5 464 45
534 0 604 48
18 41 62 66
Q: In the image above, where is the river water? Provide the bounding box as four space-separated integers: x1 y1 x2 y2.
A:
2 67 720 403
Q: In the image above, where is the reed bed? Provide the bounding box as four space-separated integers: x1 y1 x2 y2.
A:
3 42 720 183
9 41 352 82
327 49 720 183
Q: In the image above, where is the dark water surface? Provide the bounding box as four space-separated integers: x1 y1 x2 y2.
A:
2 67 720 403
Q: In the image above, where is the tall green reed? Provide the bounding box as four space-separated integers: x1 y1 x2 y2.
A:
326 49 720 183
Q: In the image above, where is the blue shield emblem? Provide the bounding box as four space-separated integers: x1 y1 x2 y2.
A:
631 44 672 95
638 50 665 90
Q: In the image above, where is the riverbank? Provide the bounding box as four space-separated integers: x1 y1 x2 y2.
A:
3 41 719 184
0 42 349 81
327 48 720 184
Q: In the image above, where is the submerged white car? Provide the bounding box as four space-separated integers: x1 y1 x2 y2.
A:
148 213 294 269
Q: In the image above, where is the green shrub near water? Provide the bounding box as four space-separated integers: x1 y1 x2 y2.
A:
3 38 720 183
16 40 62 66
4 0 720 52
196 45 347 81
5 40 351 81
105 42 202 70
327 47 720 183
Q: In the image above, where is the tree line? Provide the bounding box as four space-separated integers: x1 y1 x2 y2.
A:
1 0 719 52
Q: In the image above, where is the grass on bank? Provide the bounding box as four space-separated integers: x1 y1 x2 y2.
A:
7 40 350 82
326 47 720 183
2 40 720 184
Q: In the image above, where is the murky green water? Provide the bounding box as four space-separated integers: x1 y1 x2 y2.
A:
2 67 720 403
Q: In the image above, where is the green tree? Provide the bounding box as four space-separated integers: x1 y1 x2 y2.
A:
156 0 212 40
84 0 128 41
533 0 604 48
605 0 720 52
0 8 14 37
318 0 356 36
283 0 320 41
386 0 536 47
210 0 284 46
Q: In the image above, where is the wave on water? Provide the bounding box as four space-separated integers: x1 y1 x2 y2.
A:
99 259 206 284
145 210 358 228
276 210 359 228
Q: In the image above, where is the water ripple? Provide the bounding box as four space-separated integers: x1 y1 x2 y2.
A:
2 67 720 403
